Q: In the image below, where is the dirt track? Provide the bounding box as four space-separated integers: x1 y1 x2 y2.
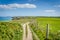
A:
22 22 33 40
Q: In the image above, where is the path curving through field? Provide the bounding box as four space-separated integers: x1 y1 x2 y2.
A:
22 24 26 40
22 22 33 40
26 22 33 40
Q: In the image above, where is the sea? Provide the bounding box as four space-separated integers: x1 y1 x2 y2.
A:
0 17 12 22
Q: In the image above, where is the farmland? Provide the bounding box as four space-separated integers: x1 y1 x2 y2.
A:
30 17 60 40
0 17 60 40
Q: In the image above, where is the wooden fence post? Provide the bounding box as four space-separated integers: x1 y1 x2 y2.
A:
44 24 49 40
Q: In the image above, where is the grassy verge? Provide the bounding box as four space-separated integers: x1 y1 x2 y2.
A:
0 22 23 40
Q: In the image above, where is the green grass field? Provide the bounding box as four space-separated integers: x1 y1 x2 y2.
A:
0 17 60 40
30 17 60 40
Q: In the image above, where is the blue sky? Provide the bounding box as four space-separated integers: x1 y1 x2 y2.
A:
0 0 60 16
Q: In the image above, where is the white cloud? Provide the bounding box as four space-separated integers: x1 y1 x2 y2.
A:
54 5 60 7
0 3 37 9
44 10 56 13
28 0 37 2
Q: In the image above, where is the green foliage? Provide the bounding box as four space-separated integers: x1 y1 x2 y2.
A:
0 22 23 40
